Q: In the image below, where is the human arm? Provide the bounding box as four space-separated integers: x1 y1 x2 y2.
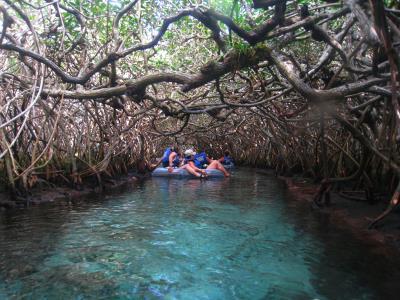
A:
167 152 177 172
154 157 163 167
168 152 177 167
149 158 162 171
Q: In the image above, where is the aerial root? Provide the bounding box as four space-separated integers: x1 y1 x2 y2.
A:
368 180 400 229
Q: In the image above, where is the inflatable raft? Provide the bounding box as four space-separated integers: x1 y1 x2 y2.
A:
152 167 225 178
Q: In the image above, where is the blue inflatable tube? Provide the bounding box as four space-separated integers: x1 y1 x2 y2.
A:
152 167 224 178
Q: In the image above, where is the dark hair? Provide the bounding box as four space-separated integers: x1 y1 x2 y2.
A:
224 150 230 156
171 145 180 153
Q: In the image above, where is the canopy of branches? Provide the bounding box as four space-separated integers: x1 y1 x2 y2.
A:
0 0 400 224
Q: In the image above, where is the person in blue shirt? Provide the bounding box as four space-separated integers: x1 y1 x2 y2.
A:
193 151 209 169
181 149 208 178
160 146 181 171
194 148 230 177
218 150 234 165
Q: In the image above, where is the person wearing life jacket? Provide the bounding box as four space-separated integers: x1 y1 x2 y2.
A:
193 150 210 169
218 150 234 165
160 146 181 172
181 149 207 178
195 148 230 177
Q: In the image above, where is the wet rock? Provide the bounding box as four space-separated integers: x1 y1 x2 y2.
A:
0 174 140 210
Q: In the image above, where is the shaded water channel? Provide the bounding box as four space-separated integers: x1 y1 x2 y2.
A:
1 169 400 299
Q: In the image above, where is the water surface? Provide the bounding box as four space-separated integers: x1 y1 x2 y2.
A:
1 169 399 299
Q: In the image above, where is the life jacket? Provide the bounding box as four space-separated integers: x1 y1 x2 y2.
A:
184 156 194 165
223 155 233 165
172 154 181 167
194 152 207 168
161 148 171 164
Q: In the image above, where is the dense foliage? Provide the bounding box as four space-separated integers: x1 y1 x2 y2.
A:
0 0 399 226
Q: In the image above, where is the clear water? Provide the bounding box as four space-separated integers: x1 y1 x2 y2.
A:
0 170 400 299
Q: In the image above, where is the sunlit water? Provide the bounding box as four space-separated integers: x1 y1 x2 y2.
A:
1 169 400 299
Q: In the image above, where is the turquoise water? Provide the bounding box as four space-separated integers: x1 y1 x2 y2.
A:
0 169 400 299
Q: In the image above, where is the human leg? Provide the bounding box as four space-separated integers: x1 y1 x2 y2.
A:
206 160 230 177
181 164 201 177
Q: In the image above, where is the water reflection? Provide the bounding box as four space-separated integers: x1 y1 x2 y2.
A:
0 170 399 299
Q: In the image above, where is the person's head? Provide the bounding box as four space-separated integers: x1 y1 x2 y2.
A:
196 144 206 153
171 145 180 153
224 150 230 156
184 149 196 159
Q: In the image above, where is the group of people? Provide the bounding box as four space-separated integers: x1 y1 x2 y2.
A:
158 146 233 178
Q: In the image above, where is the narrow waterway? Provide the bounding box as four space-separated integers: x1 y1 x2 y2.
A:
0 169 399 299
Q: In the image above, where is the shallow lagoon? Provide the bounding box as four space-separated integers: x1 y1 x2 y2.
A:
1 169 399 299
